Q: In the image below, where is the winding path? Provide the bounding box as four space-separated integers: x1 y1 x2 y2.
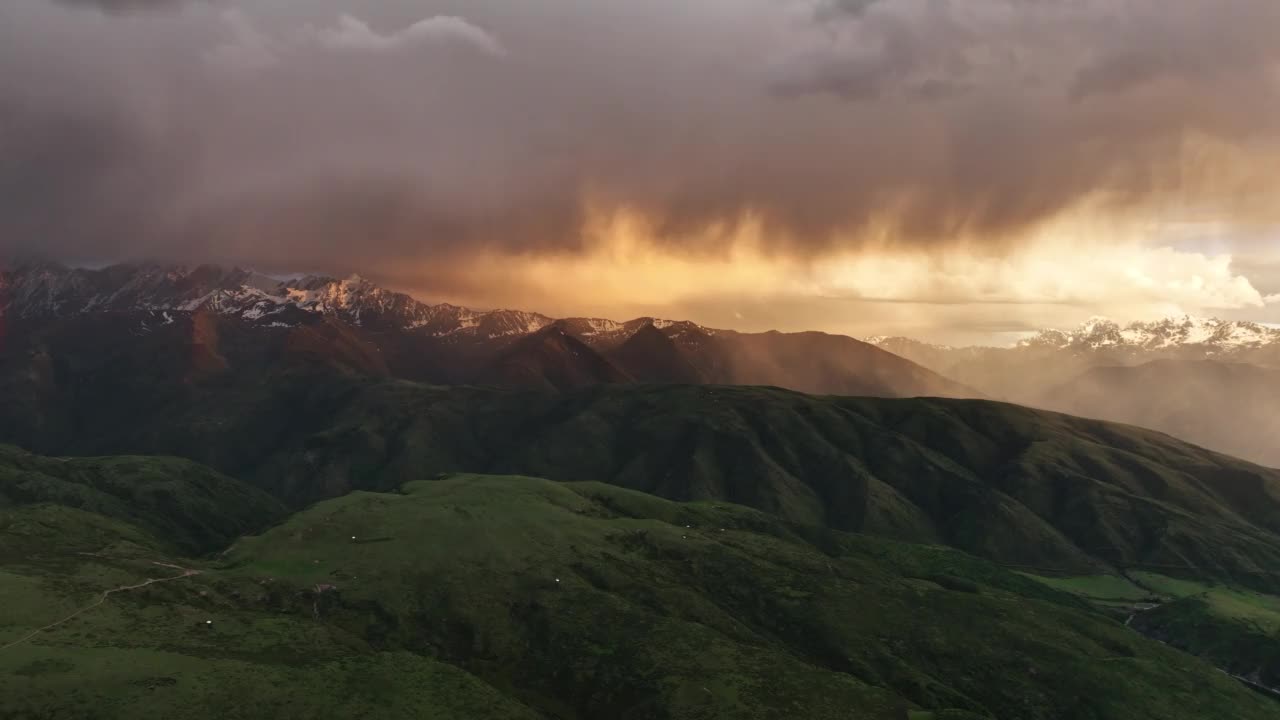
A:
0 561 200 653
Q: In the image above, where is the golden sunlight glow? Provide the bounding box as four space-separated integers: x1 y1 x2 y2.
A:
426 204 1271 343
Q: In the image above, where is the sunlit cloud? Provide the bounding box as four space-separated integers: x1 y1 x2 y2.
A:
206 10 277 70
309 15 506 56
207 9 505 70
393 207 1272 343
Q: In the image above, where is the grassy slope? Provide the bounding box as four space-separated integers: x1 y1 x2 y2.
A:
3 472 1276 720
0 450 455 718
8 370 1280 592
1124 574 1280 692
1131 596 1280 692
0 445 284 555
1019 575 1154 603
239 381 1280 592
1019 570 1280 693
0 480 544 719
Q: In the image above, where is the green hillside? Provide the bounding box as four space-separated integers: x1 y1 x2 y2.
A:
1019 568 1280 697
5 372 1280 712
202 380 1280 591
0 503 542 720
3 471 1276 719
7 373 1280 592
1130 582 1280 693
0 445 284 555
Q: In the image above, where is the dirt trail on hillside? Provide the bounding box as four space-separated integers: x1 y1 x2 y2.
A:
0 561 200 653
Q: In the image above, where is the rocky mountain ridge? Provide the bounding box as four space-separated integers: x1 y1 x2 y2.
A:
0 260 971 398
871 315 1280 358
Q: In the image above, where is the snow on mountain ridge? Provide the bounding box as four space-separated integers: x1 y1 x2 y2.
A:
0 262 556 340
865 316 1280 359
1016 315 1280 352
866 336 961 351
0 263 763 350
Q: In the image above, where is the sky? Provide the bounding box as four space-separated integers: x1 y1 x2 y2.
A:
2 0 1279 344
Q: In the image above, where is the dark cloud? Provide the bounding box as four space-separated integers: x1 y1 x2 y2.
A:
51 0 191 12
1 0 1278 277
1067 1 1280 101
1070 51 1172 99
813 0 885 21
0 98 181 259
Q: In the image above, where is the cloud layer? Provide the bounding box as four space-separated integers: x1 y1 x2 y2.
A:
2 0 1279 338
313 15 505 56
208 11 506 69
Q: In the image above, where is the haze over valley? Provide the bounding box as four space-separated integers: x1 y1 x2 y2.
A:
872 316 1280 467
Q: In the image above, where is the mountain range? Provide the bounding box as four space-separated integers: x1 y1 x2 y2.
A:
1018 315 1280 354
7 262 1279 467
9 261 1280 466
875 313 1280 381
0 260 969 398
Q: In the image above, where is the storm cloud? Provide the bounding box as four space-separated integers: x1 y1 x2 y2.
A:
50 0 190 10
2 0 1279 288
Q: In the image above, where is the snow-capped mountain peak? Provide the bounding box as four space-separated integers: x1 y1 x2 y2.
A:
1016 315 1280 353
0 262 556 341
